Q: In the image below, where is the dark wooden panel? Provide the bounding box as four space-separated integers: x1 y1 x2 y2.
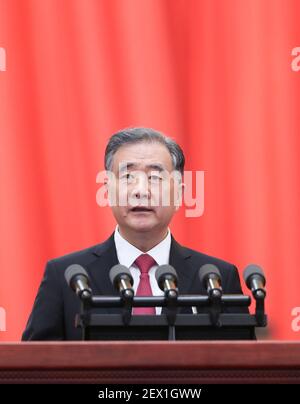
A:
0 342 299 383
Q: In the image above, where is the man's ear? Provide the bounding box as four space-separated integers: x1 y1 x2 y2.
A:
105 171 117 206
175 182 185 210
96 170 112 207
104 178 108 192
104 170 113 190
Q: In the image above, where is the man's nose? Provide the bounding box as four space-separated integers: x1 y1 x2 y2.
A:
131 177 150 199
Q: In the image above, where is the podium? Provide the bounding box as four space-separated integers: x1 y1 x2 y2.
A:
0 341 299 383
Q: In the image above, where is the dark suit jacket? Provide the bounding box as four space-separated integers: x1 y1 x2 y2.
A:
22 233 251 341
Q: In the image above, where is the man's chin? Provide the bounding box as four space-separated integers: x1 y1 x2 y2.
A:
125 217 158 233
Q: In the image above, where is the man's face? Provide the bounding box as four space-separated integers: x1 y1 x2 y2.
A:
107 141 183 234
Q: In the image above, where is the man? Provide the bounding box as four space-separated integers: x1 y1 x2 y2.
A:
22 127 251 341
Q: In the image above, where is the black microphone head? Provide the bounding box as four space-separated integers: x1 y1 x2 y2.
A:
109 264 133 288
64 264 90 288
243 264 266 289
199 264 221 287
155 265 178 291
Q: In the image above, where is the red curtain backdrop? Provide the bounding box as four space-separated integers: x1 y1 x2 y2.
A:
1 0 300 340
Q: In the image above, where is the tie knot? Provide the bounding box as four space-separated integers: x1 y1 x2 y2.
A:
134 254 156 274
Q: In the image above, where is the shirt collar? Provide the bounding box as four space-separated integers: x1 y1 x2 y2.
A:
114 225 171 268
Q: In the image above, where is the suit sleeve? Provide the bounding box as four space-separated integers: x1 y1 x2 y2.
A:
21 260 65 340
224 265 257 339
223 265 249 314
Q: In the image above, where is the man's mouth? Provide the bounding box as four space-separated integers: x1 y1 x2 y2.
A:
130 206 154 212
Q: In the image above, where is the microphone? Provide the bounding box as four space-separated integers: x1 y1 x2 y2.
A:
109 264 134 299
243 264 266 299
155 265 178 299
199 264 222 299
65 264 92 300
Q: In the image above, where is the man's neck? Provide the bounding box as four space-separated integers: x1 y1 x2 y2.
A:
117 227 169 252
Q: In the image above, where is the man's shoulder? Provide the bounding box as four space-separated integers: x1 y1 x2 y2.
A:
178 242 236 271
47 234 114 269
172 239 241 292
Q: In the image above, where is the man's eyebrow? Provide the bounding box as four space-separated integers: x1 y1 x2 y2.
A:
118 162 166 172
118 162 138 172
146 163 165 172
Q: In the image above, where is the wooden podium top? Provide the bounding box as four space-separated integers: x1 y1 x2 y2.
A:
0 341 299 383
0 341 300 369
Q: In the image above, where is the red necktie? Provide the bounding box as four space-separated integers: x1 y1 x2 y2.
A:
133 254 156 315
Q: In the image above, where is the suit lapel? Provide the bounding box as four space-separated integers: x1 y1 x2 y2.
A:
163 236 199 314
169 236 194 293
87 233 119 297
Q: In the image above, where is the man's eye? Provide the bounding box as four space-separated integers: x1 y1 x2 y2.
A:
121 173 134 180
149 175 162 181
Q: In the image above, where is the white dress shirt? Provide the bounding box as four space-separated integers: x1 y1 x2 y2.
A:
114 226 171 314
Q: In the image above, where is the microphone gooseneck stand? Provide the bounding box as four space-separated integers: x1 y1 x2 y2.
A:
76 290 267 341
